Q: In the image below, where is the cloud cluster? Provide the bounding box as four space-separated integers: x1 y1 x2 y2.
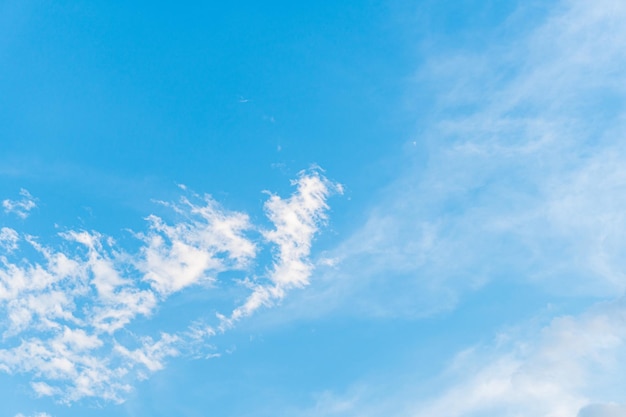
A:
0 170 339 403
3 189 37 219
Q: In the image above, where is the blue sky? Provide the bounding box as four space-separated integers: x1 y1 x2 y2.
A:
2 1 626 416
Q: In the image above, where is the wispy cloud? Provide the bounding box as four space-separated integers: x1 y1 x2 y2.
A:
578 403 626 417
0 170 339 404
287 298 626 417
272 1 626 415
284 0 626 321
409 300 626 417
3 189 36 219
14 413 52 417
138 196 256 297
0 227 19 252
222 172 342 328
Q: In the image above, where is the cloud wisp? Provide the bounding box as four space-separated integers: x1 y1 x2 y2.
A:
276 1 626 416
0 170 340 404
408 299 626 417
295 298 626 417
3 189 37 219
14 413 52 417
222 173 342 328
288 0 626 321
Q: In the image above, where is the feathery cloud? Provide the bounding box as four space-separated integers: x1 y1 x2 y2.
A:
409 300 626 417
288 0 626 321
275 1 626 415
223 171 342 327
0 170 339 404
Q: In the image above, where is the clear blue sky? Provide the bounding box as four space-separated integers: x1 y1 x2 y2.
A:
2 1 626 416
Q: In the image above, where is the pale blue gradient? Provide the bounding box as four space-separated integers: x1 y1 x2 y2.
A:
2 1 626 417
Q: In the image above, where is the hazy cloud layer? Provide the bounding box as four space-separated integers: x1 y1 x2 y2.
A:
409 300 626 417
291 298 626 417
293 0 626 320
578 403 626 417
282 0 626 416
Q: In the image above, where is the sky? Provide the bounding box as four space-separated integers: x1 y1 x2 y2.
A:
1 0 626 416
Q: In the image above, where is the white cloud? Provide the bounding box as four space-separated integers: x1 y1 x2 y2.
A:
223 171 342 327
14 413 53 417
288 299 626 417
0 227 19 252
139 194 255 296
270 1 626 415
0 171 338 404
3 189 37 219
407 299 626 417
278 0 626 322
114 333 180 374
578 403 626 417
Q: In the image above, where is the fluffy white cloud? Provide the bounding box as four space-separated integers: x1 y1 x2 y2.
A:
139 194 256 295
0 171 339 403
224 171 342 327
3 189 37 219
